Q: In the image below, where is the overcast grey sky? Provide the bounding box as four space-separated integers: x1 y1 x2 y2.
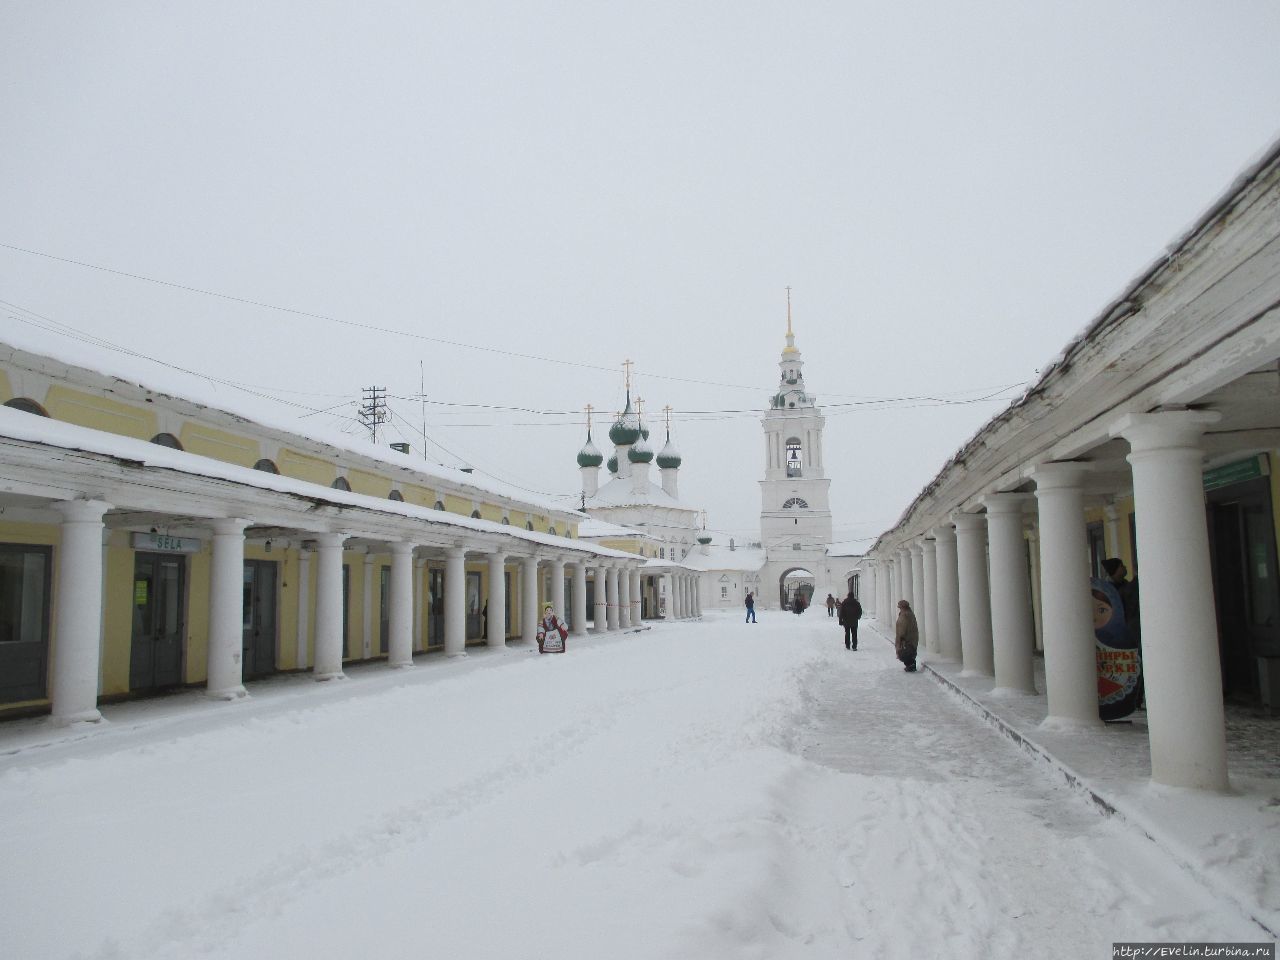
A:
2 2 1278 544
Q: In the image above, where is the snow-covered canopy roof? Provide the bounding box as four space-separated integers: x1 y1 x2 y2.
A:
0 406 636 560
0 327 577 522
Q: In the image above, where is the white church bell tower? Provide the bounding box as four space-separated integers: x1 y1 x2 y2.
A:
759 292 834 606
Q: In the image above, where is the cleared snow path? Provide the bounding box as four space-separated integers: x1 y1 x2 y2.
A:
0 613 1263 960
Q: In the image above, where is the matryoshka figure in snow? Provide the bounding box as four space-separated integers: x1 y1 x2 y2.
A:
536 603 568 655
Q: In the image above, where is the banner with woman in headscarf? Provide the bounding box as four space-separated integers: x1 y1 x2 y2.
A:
1091 577 1142 720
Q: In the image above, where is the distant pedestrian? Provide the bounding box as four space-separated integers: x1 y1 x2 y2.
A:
792 593 805 615
825 593 836 618
537 602 568 654
838 591 862 650
744 591 756 623
895 600 919 672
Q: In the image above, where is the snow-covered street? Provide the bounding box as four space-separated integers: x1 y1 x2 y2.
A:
0 613 1266 959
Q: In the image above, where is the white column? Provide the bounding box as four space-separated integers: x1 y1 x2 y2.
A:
593 564 608 633
606 566 620 631
982 494 1037 694
1031 462 1102 730
953 512 995 678
388 542 415 667
207 517 250 700
618 565 632 628
631 569 644 622
692 573 701 618
50 500 111 724
897 547 914 619
933 525 962 661
1103 502 1122 561
313 532 346 681
550 557 566 622
486 551 507 649
571 561 588 636
413 555 426 653
910 543 926 650
877 557 890 629
1026 525 1045 652
444 546 467 657
296 546 311 669
522 555 540 646
1117 411 1228 790
362 551 375 659
921 539 940 655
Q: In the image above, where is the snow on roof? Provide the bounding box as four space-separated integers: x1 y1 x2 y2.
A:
825 541 868 558
0 406 635 559
577 517 651 540
680 545 767 572
585 474 695 512
0 327 575 520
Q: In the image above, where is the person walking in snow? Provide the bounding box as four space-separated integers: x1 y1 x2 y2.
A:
536 602 568 654
825 593 836 618
838 591 862 650
744 591 756 623
895 599 920 672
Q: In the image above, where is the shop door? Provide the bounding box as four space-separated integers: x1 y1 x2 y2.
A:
130 553 186 692
242 560 278 680
428 568 444 647
1208 477 1280 702
0 545 52 704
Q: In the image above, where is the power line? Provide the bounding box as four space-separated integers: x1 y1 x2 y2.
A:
1 241 1029 400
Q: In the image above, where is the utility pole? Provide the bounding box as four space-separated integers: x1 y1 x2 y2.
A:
359 386 388 443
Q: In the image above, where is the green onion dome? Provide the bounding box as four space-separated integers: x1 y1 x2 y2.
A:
697 536 712 545
607 455 618 474
576 433 604 468
628 434 654 464
608 397 641 446
656 436 682 469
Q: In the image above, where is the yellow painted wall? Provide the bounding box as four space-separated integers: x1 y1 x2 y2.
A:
179 424 260 468
101 536 135 696
477 503 503 524
0 369 12 402
277 449 338 487
347 469 391 498
401 484 436 508
507 510 527 530
44 385 157 441
601 538 643 555
444 494 473 516
185 548 212 684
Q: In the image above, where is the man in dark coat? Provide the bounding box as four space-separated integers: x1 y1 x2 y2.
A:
837 591 863 650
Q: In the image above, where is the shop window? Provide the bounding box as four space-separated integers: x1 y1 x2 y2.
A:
0 544 52 703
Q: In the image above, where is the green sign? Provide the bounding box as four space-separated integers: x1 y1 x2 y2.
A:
1203 456 1264 492
134 580 148 605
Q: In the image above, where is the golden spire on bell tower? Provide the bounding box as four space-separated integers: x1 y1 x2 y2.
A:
783 286 799 355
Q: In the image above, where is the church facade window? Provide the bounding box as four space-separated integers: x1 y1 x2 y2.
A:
782 497 809 509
